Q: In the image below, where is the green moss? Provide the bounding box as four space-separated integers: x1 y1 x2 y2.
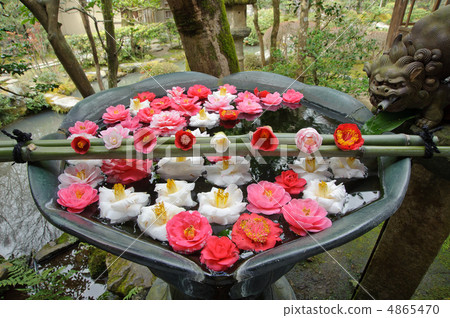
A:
217 0 240 74
88 247 108 279
55 233 78 245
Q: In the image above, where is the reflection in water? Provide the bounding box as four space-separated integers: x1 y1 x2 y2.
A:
0 111 66 258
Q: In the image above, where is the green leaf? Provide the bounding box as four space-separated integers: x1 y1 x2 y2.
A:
361 111 417 135
217 229 232 238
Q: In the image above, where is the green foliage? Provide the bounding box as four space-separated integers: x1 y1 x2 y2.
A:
244 53 263 71
123 286 143 300
140 61 179 77
0 95 21 127
361 111 417 135
25 92 49 113
245 8 274 46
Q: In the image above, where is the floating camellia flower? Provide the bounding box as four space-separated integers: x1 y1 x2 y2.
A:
156 157 205 181
155 179 197 208
138 201 185 241
175 130 196 151
333 123 364 151
189 108 220 129
172 96 202 117
58 162 103 189
303 180 347 215
231 213 282 252
250 126 279 152
200 236 240 272
197 184 247 225
236 98 263 114
190 128 210 137
289 157 332 183
68 120 99 136
133 127 158 154
166 210 212 254
150 96 174 111
260 92 282 107
187 84 212 100
210 131 230 153
282 89 304 104
71 135 90 154
57 183 98 213
149 110 187 136
119 115 142 132
203 94 234 113
102 159 152 184
135 91 155 102
219 84 237 94
329 157 368 179
102 104 130 124
100 125 130 150
166 86 185 99
220 109 240 121
274 170 307 195
129 98 150 117
98 183 149 224
246 181 291 215
295 127 322 154
282 198 332 236
137 107 160 124
211 86 237 101
205 156 252 187
234 91 260 104
254 87 269 98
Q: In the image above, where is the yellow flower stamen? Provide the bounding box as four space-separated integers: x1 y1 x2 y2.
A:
132 99 141 110
347 157 356 167
76 169 86 180
199 108 208 120
153 202 168 225
113 183 126 201
176 157 186 162
79 125 85 130
219 87 227 96
336 129 359 146
264 189 273 197
302 208 311 216
142 135 151 143
305 157 316 173
166 179 178 194
184 225 196 240
222 159 229 170
77 140 87 149
240 217 270 243
75 190 83 199
214 188 229 208
318 181 331 199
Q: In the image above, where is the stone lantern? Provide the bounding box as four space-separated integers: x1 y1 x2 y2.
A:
224 0 256 71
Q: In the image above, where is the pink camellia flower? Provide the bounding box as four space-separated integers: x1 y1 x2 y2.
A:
102 104 130 124
282 198 332 236
58 162 103 189
234 91 260 104
246 181 291 215
187 84 211 100
57 183 98 213
203 95 234 113
260 92 282 107
250 126 279 152
150 110 187 136
172 96 202 117
151 96 175 111
100 125 130 150
200 236 239 272
236 98 263 114
231 213 282 252
133 127 158 154
282 89 304 104
275 170 307 195
120 115 142 132
166 210 213 254
295 127 323 154
166 86 185 98
71 135 90 154
219 84 237 94
135 91 156 102
68 120 99 136
102 159 152 184
137 107 160 124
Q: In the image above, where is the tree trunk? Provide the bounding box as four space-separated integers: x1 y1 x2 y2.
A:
297 0 310 82
79 0 104 91
101 0 118 89
20 0 95 98
315 0 322 30
269 0 280 64
252 3 266 66
167 0 239 77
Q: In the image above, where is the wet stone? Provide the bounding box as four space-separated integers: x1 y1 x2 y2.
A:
34 233 79 263
0 262 13 280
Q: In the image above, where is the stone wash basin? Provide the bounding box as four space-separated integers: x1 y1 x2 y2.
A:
28 71 411 299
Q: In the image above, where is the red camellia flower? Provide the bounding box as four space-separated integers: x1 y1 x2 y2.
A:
133 127 158 154
200 236 240 272
187 84 211 100
101 159 152 184
71 135 90 154
275 170 307 195
254 87 270 98
333 123 364 151
135 91 156 102
57 183 98 213
166 210 213 254
175 130 196 151
220 109 240 121
231 213 282 252
250 126 279 152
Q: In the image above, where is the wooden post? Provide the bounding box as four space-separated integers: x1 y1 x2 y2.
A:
384 0 409 50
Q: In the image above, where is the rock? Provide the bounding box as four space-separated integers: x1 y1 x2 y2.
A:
34 232 79 263
44 93 82 113
105 254 155 297
87 247 108 279
146 278 172 300
150 44 163 52
0 262 13 280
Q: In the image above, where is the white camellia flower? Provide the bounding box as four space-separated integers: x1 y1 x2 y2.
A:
197 184 246 225
302 179 347 215
98 183 149 224
137 201 185 241
289 157 332 183
329 157 368 179
205 156 252 187
58 162 104 189
210 132 230 153
155 179 196 207
211 87 236 102
189 108 220 129
190 128 210 137
156 157 205 181
129 98 150 116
